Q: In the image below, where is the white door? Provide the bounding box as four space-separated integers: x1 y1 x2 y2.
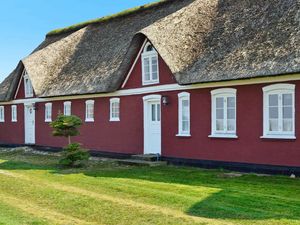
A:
143 95 161 154
24 103 35 145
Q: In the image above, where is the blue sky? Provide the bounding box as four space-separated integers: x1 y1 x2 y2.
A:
0 0 154 82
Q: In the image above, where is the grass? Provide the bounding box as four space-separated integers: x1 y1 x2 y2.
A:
0 150 299 225
46 0 165 37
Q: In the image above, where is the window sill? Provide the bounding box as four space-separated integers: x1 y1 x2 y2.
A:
209 134 238 139
176 133 191 137
45 120 52 123
142 81 159 86
110 118 120 122
12 121 17 123
260 135 296 140
85 119 94 122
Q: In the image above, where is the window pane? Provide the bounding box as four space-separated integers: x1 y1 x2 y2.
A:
216 97 223 108
157 104 161 122
216 108 224 119
269 119 279 131
283 119 293 132
269 107 278 119
143 58 150 81
283 106 292 119
227 108 235 119
283 94 292 106
151 104 156 121
227 97 235 108
216 119 224 131
269 94 278 106
182 121 189 132
151 57 158 80
227 119 235 131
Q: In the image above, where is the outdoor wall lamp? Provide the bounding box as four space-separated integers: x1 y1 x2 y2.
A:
162 96 169 105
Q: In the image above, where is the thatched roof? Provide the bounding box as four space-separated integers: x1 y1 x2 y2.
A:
0 0 299 101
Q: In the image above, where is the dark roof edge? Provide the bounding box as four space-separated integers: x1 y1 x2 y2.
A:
46 0 170 37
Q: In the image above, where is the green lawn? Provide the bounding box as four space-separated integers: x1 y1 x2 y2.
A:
0 150 299 225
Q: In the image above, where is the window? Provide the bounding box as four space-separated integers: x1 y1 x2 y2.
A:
24 71 33 98
262 84 295 139
177 92 190 136
11 105 17 122
45 103 52 122
85 100 94 122
141 42 159 85
210 88 237 138
0 106 4 122
64 101 71 116
110 98 120 121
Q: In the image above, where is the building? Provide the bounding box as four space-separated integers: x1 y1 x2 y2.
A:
0 0 299 174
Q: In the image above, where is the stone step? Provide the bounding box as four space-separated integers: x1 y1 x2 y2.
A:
117 159 166 167
131 154 161 162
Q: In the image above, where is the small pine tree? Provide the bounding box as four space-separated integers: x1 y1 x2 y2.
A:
50 114 90 167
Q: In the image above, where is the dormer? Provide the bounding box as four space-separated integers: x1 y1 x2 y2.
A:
141 42 159 86
23 70 33 98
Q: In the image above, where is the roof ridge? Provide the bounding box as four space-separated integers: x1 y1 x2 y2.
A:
46 0 171 37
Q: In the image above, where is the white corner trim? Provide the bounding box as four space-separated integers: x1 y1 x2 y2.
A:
208 134 238 139
121 39 148 89
260 135 296 140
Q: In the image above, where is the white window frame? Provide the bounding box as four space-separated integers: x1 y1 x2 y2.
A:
0 106 4 122
24 71 33 98
45 103 52 122
141 42 159 86
110 98 120 121
209 88 237 138
11 105 17 122
63 101 72 116
261 84 296 139
85 100 94 122
177 92 191 137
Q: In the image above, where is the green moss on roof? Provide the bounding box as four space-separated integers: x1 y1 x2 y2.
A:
46 0 168 37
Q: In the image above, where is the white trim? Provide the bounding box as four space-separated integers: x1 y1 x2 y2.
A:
11 105 17 122
1 74 300 105
262 83 295 138
141 42 159 86
177 92 191 137
85 100 95 122
121 39 148 88
63 101 72 116
109 98 120 121
209 134 238 139
45 103 52 122
0 106 4 122
210 88 237 137
14 69 26 99
143 94 162 155
260 135 296 140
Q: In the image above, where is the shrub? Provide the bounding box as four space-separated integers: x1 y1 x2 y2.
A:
50 114 90 167
59 143 89 167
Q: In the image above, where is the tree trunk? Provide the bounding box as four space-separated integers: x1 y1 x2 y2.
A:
68 136 71 145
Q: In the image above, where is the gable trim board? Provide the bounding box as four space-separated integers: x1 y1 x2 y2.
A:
1 72 300 105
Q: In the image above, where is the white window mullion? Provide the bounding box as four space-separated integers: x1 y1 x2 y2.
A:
278 94 283 132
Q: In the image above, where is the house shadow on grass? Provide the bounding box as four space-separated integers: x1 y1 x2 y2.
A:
0 158 300 222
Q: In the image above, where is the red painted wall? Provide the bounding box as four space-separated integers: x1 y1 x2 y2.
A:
122 54 177 89
0 104 24 144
